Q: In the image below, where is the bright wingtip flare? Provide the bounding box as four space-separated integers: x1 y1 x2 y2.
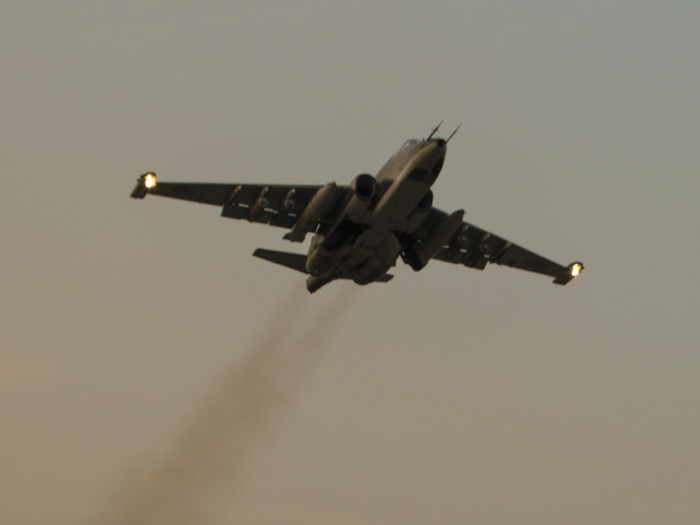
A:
130 172 157 199
553 262 584 285
144 173 157 188
571 262 583 277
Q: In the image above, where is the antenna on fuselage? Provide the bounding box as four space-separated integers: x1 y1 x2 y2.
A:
426 121 443 140
446 124 461 143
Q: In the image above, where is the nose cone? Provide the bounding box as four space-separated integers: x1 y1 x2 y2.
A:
425 138 447 160
424 138 447 155
419 139 447 183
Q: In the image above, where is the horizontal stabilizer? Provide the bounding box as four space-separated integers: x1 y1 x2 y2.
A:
253 248 308 274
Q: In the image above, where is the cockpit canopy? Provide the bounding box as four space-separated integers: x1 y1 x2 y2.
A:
400 139 420 152
376 138 425 182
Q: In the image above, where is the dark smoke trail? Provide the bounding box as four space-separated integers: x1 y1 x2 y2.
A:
90 282 357 525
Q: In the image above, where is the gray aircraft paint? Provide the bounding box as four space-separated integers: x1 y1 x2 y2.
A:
131 132 582 293
303 138 447 291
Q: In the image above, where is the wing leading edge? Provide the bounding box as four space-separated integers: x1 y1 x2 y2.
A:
131 173 348 231
420 207 583 285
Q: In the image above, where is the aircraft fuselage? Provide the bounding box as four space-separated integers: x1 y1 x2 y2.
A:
304 138 447 292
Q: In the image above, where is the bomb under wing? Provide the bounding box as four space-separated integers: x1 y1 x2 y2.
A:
286 183 337 243
411 209 465 270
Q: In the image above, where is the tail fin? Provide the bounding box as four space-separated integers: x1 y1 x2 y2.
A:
253 248 308 274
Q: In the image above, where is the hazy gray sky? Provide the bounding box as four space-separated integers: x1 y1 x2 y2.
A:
1 1 699 524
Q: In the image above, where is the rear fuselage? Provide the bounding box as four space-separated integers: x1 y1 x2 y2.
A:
305 138 446 292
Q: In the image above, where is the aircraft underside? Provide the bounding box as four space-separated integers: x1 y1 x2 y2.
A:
131 127 583 293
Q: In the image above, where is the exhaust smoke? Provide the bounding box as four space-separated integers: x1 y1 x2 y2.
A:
88 282 357 525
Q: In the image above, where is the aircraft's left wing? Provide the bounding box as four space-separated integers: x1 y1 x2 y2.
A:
130 173 347 230
417 207 583 285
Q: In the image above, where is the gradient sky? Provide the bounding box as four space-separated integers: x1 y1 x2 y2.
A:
2 1 699 524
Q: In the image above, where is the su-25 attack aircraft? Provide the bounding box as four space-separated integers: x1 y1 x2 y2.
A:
131 124 583 293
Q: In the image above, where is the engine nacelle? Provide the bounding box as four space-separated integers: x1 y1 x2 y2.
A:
400 189 434 233
351 173 377 201
416 189 433 213
344 174 377 221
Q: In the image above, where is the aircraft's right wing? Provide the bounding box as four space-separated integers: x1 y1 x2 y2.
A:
130 173 348 231
418 207 583 285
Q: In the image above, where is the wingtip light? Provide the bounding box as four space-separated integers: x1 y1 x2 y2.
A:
144 173 157 189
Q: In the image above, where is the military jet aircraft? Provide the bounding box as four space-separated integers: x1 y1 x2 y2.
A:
131 125 583 293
